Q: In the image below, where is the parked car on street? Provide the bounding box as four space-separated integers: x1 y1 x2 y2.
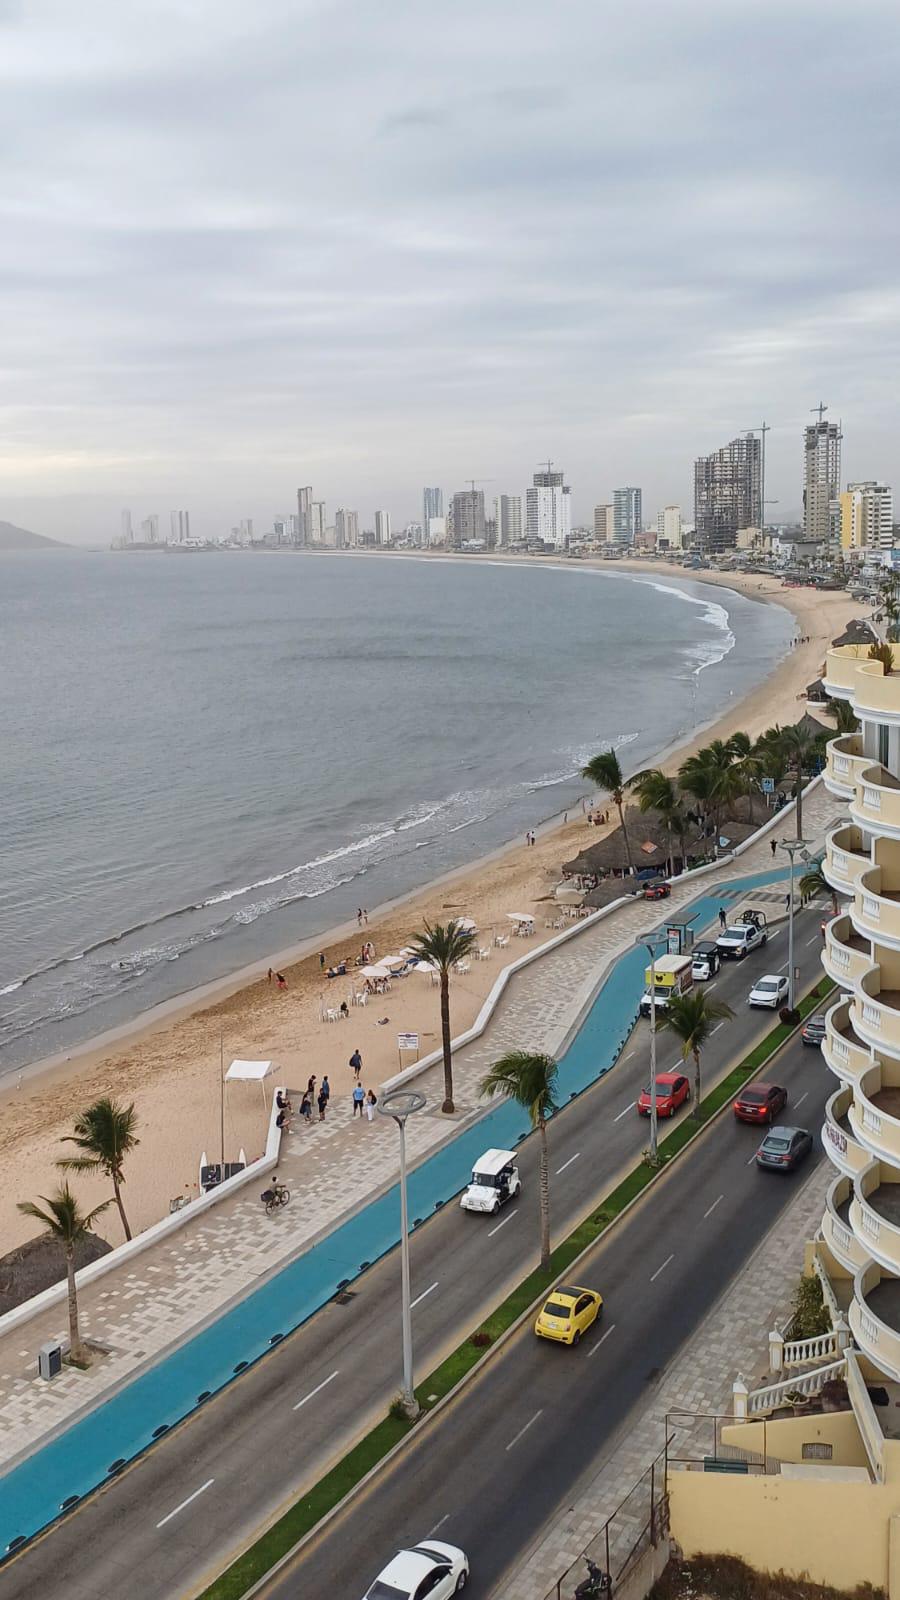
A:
801 1013 828 1047
756 1126 813 1172
534 1284 603 1346
733 1081 788 1124
748 974 789 1009
637 1071 690 1118
363 1542 469 1599
717 909 768 960
691 941 721 981
643 879 670 901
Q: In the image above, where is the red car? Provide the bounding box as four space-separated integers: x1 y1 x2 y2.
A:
637 1072 690 1118
643 880 671 901
733 1081 788 1125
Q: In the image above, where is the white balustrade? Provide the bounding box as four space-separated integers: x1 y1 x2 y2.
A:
835 755 850 777
741 1358 846 1417
863 1104 884 1136
860 1206 882 1242
862 1002 882 1030
864 787 883 812
832 849 849 880
783 1330 840 1367
831 1035 851 1062
863 895 882 921
860 1309 880 1345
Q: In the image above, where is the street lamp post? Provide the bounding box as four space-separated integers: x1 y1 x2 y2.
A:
779 839 809 1010
637 935 661 1162
377 1088 427 1417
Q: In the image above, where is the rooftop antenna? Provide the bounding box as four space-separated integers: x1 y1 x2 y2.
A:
811 401 828 425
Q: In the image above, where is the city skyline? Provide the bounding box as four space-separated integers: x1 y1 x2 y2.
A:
1 1 898 544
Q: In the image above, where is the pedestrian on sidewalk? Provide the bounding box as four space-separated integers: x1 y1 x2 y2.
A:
718 906 727 929
350 1048 363 1081
365 1088 377 1123
317 1086 328 1121
771 838 777 857
307 1073 317 1104
352 1083 365 1117
299 1093 312 1124
321 1075 330 1108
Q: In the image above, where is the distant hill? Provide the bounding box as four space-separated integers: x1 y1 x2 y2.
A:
0 520 66 551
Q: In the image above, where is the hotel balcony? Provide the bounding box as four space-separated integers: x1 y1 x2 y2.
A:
824 1171 870 1273
823 996 874 1086
848 1059 900 1164
825 733 869 800
823 643 876 701
851 1261 900 1383
822 913 873 990
823 1083 871 1178
825 824 872 898
850 1157 900 1277
851 968 900 1063
851 762 900 839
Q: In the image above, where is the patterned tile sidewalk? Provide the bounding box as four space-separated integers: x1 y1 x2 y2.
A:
494 1163 831 1600
0 786 843 1472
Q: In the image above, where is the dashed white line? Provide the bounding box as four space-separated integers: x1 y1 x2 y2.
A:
747 1151 760 1166
427 1514 450 1538
293 1370 340 1411
614 1102 636 1122
795 1092 809 1108
624 1049 637 1060
505 1409 543 1452
156 1479 215 1529
805 935 820 947
703 1194 724 1219
712 1021 727 1033
556 1152 581 1175
487 1208 518 1238
649 1253 675 1283
587 1322 617 1356
410 1281 439 1310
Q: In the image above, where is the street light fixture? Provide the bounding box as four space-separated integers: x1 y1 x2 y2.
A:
779 839 809 1010
636 932 666 1162
377 1088 427 1418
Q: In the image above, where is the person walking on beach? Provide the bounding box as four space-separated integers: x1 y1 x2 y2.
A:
365 1088 377 1123
357 907 363 927
363 908 369 924
350 1048 362 1082
276 972 287 990
267 968 273 984
352 1082 365 1117
319 952 325 971
718 906 727 930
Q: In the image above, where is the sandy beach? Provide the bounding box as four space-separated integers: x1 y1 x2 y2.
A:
0 568 861 1253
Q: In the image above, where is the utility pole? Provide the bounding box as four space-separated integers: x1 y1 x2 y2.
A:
377 1089 427 1417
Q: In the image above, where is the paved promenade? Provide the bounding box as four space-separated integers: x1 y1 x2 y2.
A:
496 1160 831 1600
0 784 843 1473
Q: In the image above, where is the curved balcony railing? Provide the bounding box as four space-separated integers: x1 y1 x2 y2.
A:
852 661 900 723
852 968 900 1062
851 866 900 949
823 996 873 1085
850 1260 900 1382
825 733 868 799
823 914 873 991
824 1171 869 1272
823 1084 871 1177
849 1158 900 1277
825 825 872 898
823 644 878 700
851 761 900 838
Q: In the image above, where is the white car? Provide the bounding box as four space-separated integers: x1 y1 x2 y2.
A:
363 1541 469 1599
748 974 789 1009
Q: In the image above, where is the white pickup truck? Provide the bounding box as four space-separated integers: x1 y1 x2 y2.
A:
716 908 768 960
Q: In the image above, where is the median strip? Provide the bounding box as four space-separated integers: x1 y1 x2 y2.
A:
194 982 831 1600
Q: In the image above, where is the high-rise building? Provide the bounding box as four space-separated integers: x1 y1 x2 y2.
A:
427 516 446 545
593 504 614 543
296 486 313 546
423 487 443 530
121 509 133 544
495 494 523 546
840 481 894 558
334 508 358 549
612 487 642 547
374 510 391 546
168 510 190 543
310 501 326 543
449 489 485 547
693 438 761 553
657 505 683 550
526 469 572 550
140 514 159 543
803 413 842 545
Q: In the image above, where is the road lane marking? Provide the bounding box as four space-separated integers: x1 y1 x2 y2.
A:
805 935 820 946
768 928 782 938
156 1479 214 1529
488 1208 518 1237
650 1253 674 1282
795 1092 809 1108
588 1323 617 1356
624 1049 636 1060
427 1514 450 1537
712 1021 727 1033
747 1152 759 1165
505 1409 543 1451
614 1102 635 1122
293 1370 339 1411
703 1194 724 1218
410 1281 439 1310
556 1152 580 1175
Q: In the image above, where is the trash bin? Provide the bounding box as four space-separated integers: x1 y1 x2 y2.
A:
38 1340 63 1380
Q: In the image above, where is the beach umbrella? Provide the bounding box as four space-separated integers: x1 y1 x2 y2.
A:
361 964 392 980
456 917 478 933
379 954 408 972
506 912 534 924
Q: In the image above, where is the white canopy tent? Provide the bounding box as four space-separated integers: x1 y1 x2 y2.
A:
361 964 392 981
379 954 408 973
506 912 535 924
456 917 478 934
225 1058 274 1108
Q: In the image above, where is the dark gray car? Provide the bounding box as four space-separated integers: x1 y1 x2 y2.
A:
756 1126 814 1172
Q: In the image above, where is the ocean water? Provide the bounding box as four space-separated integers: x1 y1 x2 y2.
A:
0 550 792 1072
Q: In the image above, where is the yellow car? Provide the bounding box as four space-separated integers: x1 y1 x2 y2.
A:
534 1284 603 1346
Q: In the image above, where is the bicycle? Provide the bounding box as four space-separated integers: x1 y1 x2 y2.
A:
261 1179 291 1216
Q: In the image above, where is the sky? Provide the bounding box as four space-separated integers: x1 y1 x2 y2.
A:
2 0 900 544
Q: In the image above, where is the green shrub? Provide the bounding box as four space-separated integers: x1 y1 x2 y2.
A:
791 1273 831 1339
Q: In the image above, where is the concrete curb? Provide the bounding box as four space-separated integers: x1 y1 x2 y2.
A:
199 990 825 1600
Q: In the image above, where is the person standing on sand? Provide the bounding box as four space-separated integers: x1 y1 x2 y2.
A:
267 968 273 984
320 952 325 970
276 972 287 990
352 1082 365 1117
350 1049 362 1081
357 907 363 927
363 908 369 925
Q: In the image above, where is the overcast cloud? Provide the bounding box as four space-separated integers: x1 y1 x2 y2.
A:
2 0 899 541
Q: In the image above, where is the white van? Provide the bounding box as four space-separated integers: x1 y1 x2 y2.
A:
459 1148 522 1214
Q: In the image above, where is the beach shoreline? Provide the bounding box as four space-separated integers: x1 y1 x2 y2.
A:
0 563 861 1252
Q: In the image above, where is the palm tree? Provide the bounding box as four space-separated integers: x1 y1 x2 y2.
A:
800 860 838 916
479 1051 559 1270
17 1184 111 1365
582 749 633 874
868 640 895 674
629 768 681 877
823 697 859 736
409 920 478 1113
58 1097 140 1241
727 731 763 824
663 991 734 1121
759 723 817 840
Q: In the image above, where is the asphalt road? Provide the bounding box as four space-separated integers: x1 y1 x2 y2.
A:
0 901 830 1600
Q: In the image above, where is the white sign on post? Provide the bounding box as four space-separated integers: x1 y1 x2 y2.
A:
397 1032 419 1051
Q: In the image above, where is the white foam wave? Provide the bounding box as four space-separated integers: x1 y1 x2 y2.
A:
0 979 23 995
